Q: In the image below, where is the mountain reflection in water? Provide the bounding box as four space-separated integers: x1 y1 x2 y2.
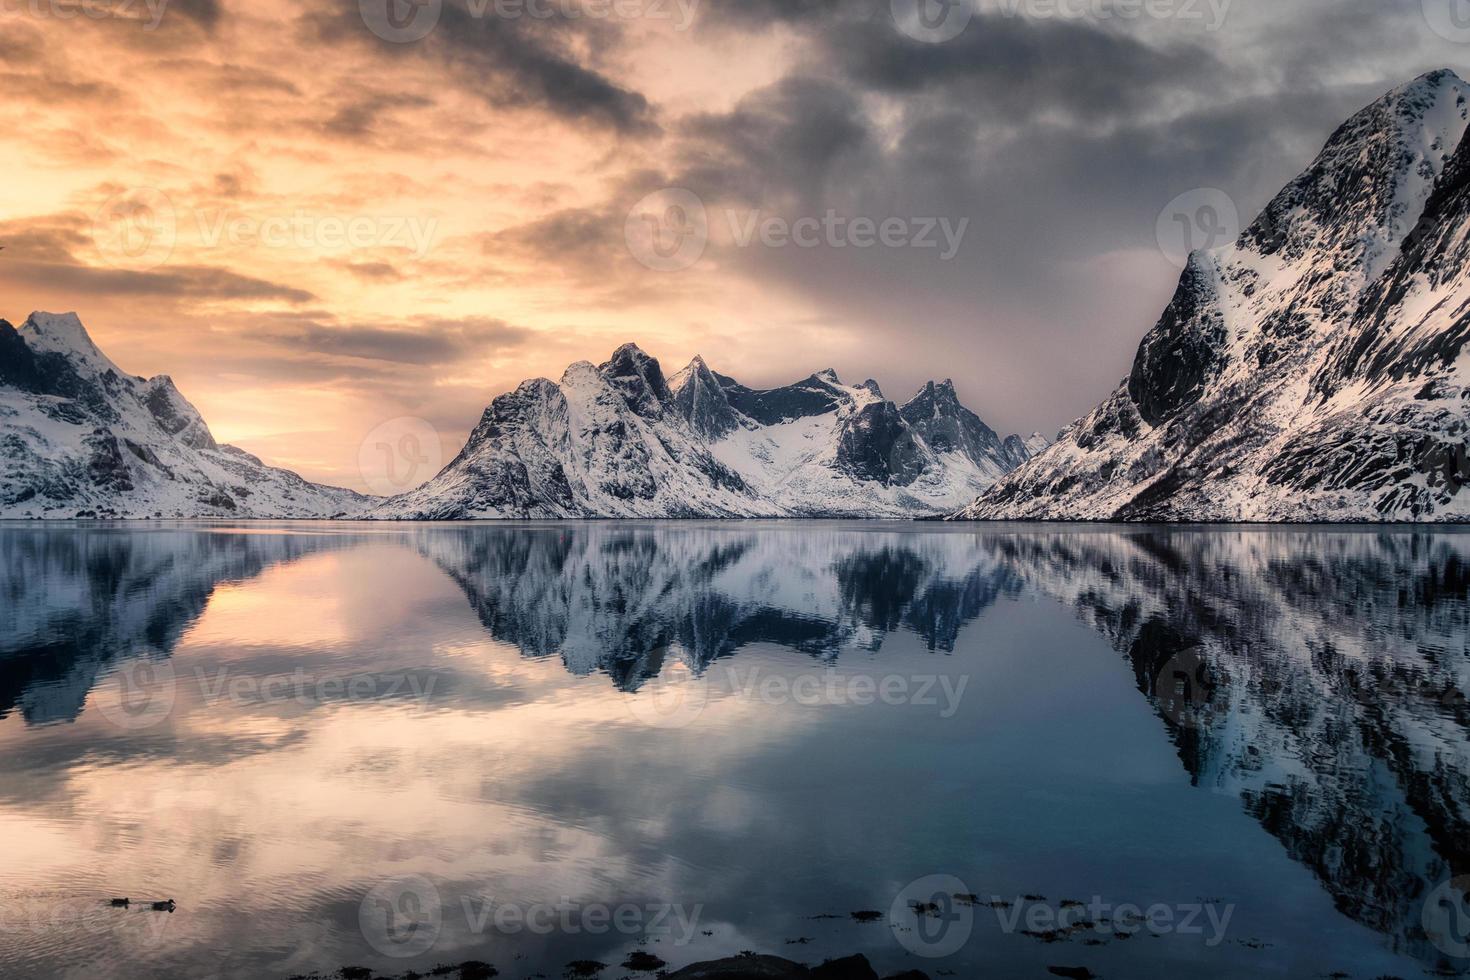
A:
0 522 1466 979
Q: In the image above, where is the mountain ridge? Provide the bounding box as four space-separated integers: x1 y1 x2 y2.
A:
372 341 1044 519
0 317 1041 519
954 68 1470 523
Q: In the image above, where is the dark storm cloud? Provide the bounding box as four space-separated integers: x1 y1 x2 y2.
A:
0 215 314 304
255 315 528 364
322 92 436 139
167 0 222 30
643 0 1465 435
300 0 654 134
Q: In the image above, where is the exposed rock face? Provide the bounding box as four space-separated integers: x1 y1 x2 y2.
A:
377 347 1042 519
957 69 1470 522
0 313 1038 520
0 312 365 519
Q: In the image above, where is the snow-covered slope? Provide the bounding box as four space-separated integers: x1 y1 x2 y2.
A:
957 69 1470 522
0 312 365 519
375 344 1042 519
417 525 1021 682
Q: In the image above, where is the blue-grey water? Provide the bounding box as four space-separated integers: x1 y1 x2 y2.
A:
1 522 1468 980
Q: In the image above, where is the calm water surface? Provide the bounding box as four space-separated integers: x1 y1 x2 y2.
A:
1 522 1468 979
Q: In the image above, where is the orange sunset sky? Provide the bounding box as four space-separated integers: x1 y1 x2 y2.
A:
2 0 1464 491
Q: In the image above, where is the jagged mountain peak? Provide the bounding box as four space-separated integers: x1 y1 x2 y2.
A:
955 69 1470 523
599 342 671 417
20 310 122 378
1 312 362 518
670 353 742 440
378 344 1038 519
1240 68 1468 277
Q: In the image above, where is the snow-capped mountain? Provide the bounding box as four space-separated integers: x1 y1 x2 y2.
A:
956 69 1470 522
416 525 1021 682
0 312 365 519
374 344 1043 519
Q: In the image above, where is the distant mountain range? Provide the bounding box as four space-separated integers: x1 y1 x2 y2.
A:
6 70 1470 522
374 343 1046 519
0 314 1043 519
955 69 1470 522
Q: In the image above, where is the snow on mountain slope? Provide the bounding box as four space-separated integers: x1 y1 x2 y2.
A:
957 69 1470 522
376 344 1043 519
0 312 366 519
415 524 1022 681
